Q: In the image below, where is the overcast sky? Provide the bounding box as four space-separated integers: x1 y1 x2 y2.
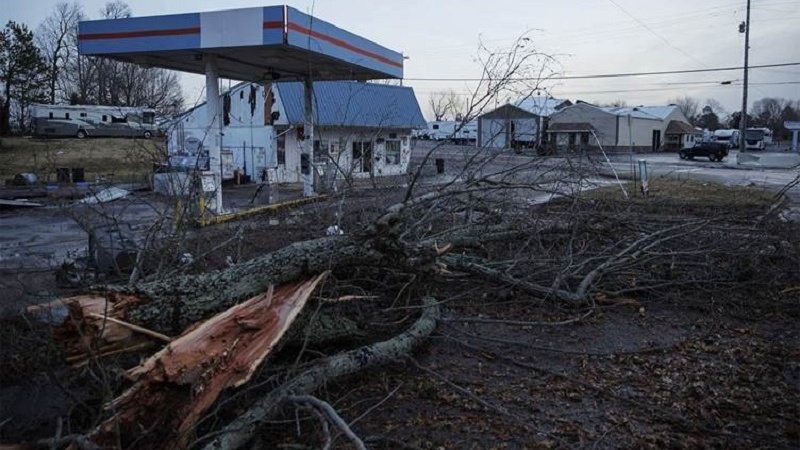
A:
4 0 799 119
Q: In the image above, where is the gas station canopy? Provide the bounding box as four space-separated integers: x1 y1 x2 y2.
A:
78 5 404 82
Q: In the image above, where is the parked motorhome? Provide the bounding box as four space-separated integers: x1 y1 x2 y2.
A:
744 128 768 150
749 127 773 146
31 104 158 139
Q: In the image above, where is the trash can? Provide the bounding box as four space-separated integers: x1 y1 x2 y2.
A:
71 167 85 183
56 168 71 183
435 158 445 174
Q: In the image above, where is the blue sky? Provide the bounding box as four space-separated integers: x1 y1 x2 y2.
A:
5 0 799 118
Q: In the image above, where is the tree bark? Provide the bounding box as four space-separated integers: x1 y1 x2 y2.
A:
112 235 382 333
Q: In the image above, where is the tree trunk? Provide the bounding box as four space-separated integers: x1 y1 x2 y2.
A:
44 235 383 364
115 235 382 333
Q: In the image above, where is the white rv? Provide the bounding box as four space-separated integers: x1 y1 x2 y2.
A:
31 104 157 139
712 129 740 148
744 128 770 150
426 120 477 145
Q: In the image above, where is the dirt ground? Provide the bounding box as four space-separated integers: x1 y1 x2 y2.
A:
1 178 798 449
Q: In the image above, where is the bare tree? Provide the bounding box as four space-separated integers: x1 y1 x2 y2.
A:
52 0 184 114
428 90 451 121
36 2 82 104
705 98 726 116
669 95 699 123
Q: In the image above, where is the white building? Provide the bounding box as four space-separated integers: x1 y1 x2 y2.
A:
476 97 571 150
547 102 696 152
167 81 426 183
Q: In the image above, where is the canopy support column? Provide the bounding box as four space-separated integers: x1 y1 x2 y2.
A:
301 77 315 197
205 54 223 213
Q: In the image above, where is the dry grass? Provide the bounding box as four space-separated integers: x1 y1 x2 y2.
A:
0 137 166 183
574 177 776 219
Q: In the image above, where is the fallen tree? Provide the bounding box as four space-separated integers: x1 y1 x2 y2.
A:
88 274 327 449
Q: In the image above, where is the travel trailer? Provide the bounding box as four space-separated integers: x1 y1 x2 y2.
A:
31 104 158 139
424 120 477 145
711 129 740 148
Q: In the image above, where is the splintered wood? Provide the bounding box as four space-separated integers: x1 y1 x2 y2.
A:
28 293 150 366
85 273 327 449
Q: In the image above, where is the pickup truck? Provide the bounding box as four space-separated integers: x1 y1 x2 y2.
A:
679 142 729 162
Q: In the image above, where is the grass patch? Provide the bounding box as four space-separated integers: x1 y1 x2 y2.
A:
0 137 166 184
545 177 777 222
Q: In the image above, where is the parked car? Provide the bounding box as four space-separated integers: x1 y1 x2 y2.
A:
679 142 729 162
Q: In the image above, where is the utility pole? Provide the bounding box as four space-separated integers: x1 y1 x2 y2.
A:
739 0 751 151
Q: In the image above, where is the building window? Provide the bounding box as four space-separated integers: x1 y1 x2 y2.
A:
385 140 401 165
352 141 373 173
313 140 329 164
102 115 107 122
277 134 286 165
80 112 87 117
65 113 70 119
48 112 53 119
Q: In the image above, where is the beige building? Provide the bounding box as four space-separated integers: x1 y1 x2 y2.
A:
547 102 697 152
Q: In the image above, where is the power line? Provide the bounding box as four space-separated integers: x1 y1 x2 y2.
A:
413 81 798 97
606 0 708 68
404 62 800 82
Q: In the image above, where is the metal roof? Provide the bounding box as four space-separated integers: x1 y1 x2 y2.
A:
514 97 571 117
275 81 426 129
477 103 536 120
78 5 403 82
599 105 678 120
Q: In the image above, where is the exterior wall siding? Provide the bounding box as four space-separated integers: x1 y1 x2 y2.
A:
550 104 617 147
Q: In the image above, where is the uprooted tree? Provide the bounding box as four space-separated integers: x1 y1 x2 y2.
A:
5 32 800 450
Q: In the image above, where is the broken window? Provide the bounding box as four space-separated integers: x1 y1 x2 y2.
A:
385 140 401 165
314 140 330 164
277 134 286 166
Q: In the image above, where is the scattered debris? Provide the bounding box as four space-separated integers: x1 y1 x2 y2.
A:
326 224 344 235
78 186 130 204
0 199 43 208
179 253 194 265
